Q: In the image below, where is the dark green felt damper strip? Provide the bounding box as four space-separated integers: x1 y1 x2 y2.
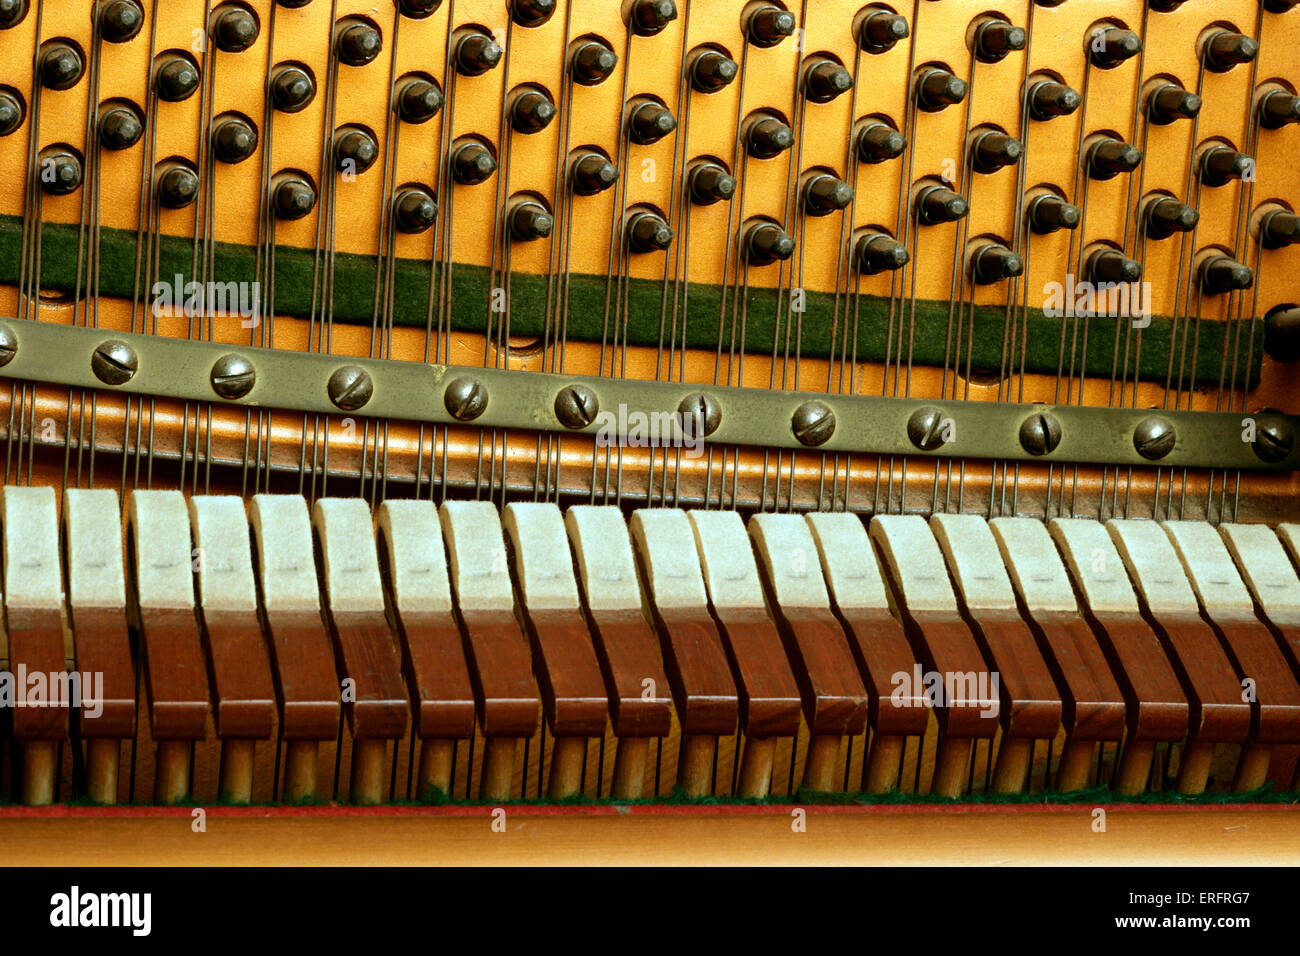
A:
0 214 1261 389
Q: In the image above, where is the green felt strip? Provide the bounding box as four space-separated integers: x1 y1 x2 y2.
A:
0 214 1261 389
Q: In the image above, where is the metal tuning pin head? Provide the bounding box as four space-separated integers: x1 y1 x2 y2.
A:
1261 210 1300 249
508 199 553 241
450 139 495 185
455 30 502 76
335 19 382 67
974 19 1026 63
393 186 438 234
915 184 968 225
915 69 967 112
1027 81 1081 121
333 126 379 175
0 90 24 136
397 77 443 124
744 222 794 265
1027 195 1080 234
511 0 556 28
746 116 794 158
1087 27 1142 69
510 87 555 133
687 161 735 205
38 146 82 196
857 11 908 53
804 59 852 103
0 0 29 29
1203 30 1258 72
570 40 618 86
1143 197 1198 240
212 115 259 164
271 64 316 113
854 233 909 275
690 50 738 94
1265 306 1300 363
1087 248 1143 285
626 99 677 144
1087 138 1142 180
802 173 853 216
156 161 200 210
570 151 617 195
746 4 796 48
272 174 317 221
1199 145 1252 187
970 131 1022 173
627 211 674 253
1199 255 1253 295
211 4 259 53
40 42 85 92
856 123 905 164
395 0 442 17
100 0 144 43
970 242 1024 284
629 0 677 37
155 55 200 102
1147 84 1201 125
98 103 144 150
1260 90 1300 130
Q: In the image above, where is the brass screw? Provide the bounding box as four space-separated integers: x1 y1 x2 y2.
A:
907 405 949 451
1253 416 1295 463
791 400 835 446
0 323 16 367
327 365 373 410
444 376 488 421
677 392 721 437
1018 411 1061 456
555 384 599 429
91 339 138 385
1133 415 1176 460
210 353 255 399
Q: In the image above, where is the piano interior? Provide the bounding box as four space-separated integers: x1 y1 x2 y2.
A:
1 0 1300 864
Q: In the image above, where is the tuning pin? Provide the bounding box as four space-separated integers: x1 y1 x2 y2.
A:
857 11 908 53
395 0 442 17
1027 195 1080 234
1203 30 1258 72
450 139 495 184
627 211 673 252
1262 210 1300 249
1263 0 1299 11
38 146 83 196
393 186 437 233
629 0 677 37
1027 81 1081 121
746 116 794 158
974 19 1026 63
155 55 200 102
510 87 554 133
746 4 795 48
272 174 317 221
40 42 85 92
397 77 443 124
915 69 967 112
336 18 382 66
970 243 1023 284
0 0 28 30
970 132 1022 173
271 64 316 113
803 174 853 216
509 199 553 241
687 161 735 205
856 123 905 164
156 161 200 209
1147 84 1201 125
570 151 618 195
1087 28 1142 69
212 115 259 164
1260 90 1300 130
1199 255 1253 294
1265 305 1300 363
1087 138 1141 180
98 103 143 150
0 90 24 137
854 233 909 274
1088 248 1143 284
99 0 144 43
627 100 677 144
334 126 378 176
744 221 793 265
211 4 259 53
690 50 738 94
570 40 618 86
804 60 852 103
1143 197 1198 239
1148 0 1186 10
277 0 313 7
511 0 555 27
915 185 968 225
455 30 502 76
1199 146 1252 187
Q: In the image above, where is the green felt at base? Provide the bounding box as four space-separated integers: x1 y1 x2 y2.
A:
0 213 1261 390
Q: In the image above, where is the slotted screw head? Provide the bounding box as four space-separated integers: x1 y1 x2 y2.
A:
792 400 835 446
677 392 721 437
328 365 373 410
92 340 137 385
1133 416 1176 460
0 323 15 366
555 384 598 429
210 353 255 399
1019 412 1061 456
907 405 949 451
1253 417 1295 464
445 376 488 421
